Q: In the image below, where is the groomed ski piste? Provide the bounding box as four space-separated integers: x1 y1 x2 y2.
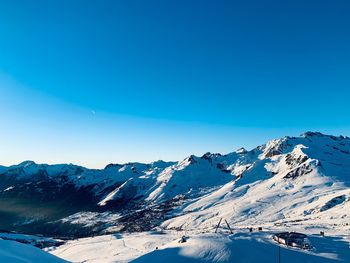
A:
48 230 350 263
2 227 349 263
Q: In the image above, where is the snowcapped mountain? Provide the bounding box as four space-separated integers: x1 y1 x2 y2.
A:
162 132 350 235
0 132 349 238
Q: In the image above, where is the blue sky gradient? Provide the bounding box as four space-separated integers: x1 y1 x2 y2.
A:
1 0 350 167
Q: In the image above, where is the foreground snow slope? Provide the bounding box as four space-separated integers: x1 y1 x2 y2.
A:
50 231 350 263
0 239 68 263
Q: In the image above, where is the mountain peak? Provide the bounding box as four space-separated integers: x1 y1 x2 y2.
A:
300 131 349 141
235 147 248 154
104 163 122 169
17 160 37 167
150 160 175 168
300 131 326 138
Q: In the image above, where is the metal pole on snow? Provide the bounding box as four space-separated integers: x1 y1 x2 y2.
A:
215 218 222 233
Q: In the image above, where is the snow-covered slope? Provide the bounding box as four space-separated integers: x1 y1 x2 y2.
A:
50 231 350 263
0 239 67 263
162 132 350 234
0 132 349 238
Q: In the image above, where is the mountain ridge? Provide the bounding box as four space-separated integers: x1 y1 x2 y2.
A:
0 131 349 237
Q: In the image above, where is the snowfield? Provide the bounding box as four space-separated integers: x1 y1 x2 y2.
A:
0 239 67 263
50 231 350 263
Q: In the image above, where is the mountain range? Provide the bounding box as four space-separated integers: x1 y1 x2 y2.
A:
1 131 349 239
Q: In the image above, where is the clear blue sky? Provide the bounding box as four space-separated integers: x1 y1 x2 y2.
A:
1 0 350 168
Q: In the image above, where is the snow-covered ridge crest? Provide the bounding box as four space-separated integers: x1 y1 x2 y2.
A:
1 131 349 199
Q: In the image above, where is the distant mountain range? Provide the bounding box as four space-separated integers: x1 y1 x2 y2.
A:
1 132 349 238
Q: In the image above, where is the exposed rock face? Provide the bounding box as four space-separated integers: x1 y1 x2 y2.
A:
283 163 314 179
285 153 309 167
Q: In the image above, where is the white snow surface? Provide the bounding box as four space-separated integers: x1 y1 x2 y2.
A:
50 231 350 263
0 239 67 263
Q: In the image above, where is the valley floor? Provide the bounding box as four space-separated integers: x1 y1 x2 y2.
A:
48 230 350 263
